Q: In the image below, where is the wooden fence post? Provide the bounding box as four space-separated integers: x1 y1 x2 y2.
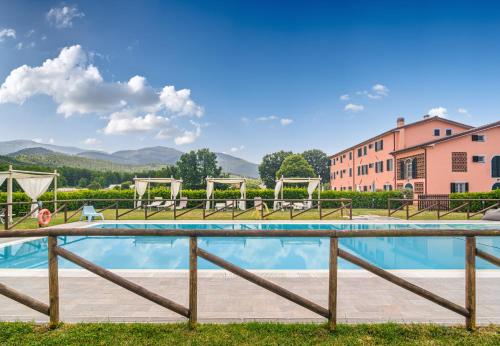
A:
48 236 59 328
328 237 338 330
465 236 476 331
189 237 198 329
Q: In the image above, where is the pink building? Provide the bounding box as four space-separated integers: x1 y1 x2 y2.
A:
330 116 500 195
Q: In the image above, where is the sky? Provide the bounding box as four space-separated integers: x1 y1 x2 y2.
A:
0 1 499 163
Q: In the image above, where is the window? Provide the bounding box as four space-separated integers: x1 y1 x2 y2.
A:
349 152 352 160
446 129 452 136
434 129 440 136
492 156 500 178
368 143 373 149
332 158 335 166
451 182 469 193
340 156 343 163
383 184 393 191
349 168 352 177
452 152 467 172
405 159 413 179
363 186 368 192
472 155 485 163
348 186 352 191
363 146 367 155
374 139 384 152
369 163 373 168
386 159 393 171
472 134 485 142
340 171 343 178
375 161 384 173
357 166 361 175
357 148 363 157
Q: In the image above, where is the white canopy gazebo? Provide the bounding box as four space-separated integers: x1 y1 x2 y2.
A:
273 176 321 210
133 177 183 207
0 165 59 222
206 177 247 210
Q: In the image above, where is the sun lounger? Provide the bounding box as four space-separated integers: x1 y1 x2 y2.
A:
146 197 163 209
175 197 188 210
293 202 306 210
158 200 175 210
80 205 105 222
482 208 500 221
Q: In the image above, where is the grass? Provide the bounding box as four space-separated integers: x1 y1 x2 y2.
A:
0 322 498 345
6 206 483 230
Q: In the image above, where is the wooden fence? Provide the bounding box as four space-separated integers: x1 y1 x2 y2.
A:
0 198 353 230
418 194 450 211
0 227 499 330
388 198 500 220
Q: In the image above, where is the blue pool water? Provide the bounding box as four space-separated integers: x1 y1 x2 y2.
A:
0 223 499 270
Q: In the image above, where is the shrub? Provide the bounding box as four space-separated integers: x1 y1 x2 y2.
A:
450 190 500 212
0 188 405 215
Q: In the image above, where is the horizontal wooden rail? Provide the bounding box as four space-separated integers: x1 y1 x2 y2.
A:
1 228 499 238
54 246 189 318
197 247 329 318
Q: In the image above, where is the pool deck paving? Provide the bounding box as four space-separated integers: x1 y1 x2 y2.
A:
0 270 499 324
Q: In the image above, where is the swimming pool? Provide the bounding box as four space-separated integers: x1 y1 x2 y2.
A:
1 223 499 270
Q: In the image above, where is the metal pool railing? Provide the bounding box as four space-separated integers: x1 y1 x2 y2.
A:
0 227 499 330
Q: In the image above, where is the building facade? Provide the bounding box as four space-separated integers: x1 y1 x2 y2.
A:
330 116 500 194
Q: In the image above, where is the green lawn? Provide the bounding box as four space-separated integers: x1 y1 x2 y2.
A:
5 206 484 230
1 322 498 346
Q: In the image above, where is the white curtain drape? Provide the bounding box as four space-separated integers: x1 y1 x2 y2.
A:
239 181 247 210
307 180 320 200
171 180 181 199
16 176 54 217
273 180 283 210
135 181 149 207
0 174 7 188
206 181 214 209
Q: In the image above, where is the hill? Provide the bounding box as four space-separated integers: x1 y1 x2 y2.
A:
0 141 259 177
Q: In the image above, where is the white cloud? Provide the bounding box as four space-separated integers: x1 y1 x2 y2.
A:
174 122 201 145
339 94 349 101
458 108 471 117
0 45 204 145
372 84 389 96
103 111 170 134
0 28 16 41
428 106 448 118
256 115 278 122
82 137 101 146
344 103 364 112
33 137 54 144
230 145 245 153
280 118 293 126
46 5 85 28
16 42 23 50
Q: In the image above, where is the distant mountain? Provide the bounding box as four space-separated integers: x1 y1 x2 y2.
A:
0 140 259 177
78 146 184 165
0 140 83 155
216 152 259 178
8 147 164 172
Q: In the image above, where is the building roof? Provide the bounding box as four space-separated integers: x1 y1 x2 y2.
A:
329 116 473 158
391 120 500 155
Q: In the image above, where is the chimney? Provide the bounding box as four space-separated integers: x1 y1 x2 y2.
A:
396 117 405 127
423 114 430 119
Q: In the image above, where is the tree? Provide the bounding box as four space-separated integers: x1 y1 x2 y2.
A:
301 149 329 183
276 154 315 178
176 149 222 189
258 151 292 188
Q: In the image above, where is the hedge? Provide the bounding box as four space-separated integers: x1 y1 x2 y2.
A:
0 188 405 215
450 189 500 212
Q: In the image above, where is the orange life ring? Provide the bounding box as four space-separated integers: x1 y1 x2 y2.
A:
38 209 52 227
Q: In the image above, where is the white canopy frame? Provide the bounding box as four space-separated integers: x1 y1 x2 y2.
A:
273 176 321 210
206 177 247 210
133 177 183 207
0 165 59 222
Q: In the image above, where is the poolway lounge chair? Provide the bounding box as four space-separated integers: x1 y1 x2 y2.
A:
80 206 105 222
146 197 163 209
483 208 500 221
176 197 188 210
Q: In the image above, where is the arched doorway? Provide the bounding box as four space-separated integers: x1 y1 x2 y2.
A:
493 182 500 190
404 183 413 190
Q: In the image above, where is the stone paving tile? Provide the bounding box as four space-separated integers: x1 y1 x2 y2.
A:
0 274 499 324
